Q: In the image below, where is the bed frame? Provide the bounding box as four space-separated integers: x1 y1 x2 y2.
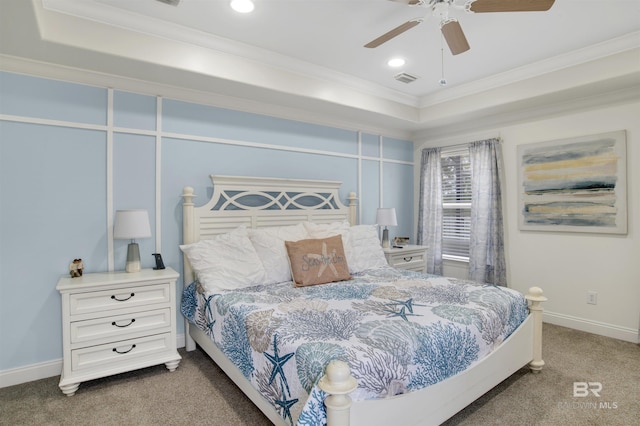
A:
182 175 546 426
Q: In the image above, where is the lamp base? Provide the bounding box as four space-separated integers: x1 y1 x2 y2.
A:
125 242 141 273
381 228 390 249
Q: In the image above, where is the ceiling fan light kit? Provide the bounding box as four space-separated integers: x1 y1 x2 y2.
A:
365 0 556 56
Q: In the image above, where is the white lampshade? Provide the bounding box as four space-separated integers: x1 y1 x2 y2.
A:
376 208 398 227
376 208 397 249
114 210 151 273
114 210 151 240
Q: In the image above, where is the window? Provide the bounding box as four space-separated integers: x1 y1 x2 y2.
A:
441 147 471 261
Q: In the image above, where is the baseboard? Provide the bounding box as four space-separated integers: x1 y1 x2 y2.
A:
0 334 188 389
177 332 186 349
0 358 62 389
544 311 640 343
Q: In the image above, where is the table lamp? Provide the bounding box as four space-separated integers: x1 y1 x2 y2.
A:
376 208 397 249
114 210 151 273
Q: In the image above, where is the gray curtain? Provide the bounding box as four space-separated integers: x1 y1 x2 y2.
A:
468 139 506 286
417 147 443 275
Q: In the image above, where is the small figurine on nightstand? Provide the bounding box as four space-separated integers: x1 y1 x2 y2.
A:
69 259 84 277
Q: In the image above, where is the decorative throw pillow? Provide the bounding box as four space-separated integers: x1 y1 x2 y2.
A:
304 220 352 261
248 223 309 284
285 235 352 287
347 224 389 273
179 226 267 293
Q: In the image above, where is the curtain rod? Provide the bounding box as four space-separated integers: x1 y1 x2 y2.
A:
426 137 502 152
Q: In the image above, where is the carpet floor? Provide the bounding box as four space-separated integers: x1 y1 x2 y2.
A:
1 323 638 425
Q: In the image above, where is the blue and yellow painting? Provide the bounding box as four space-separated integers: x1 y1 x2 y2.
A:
519 131 627 234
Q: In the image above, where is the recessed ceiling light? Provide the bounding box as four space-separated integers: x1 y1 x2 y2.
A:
230 0 254 13
387 58 405 68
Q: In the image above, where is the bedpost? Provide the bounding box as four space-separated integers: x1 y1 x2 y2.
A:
347 192 357 226
182 186 197 352
318 360 358 426
525 286 547 373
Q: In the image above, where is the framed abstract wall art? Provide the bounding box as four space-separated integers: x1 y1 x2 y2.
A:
518 130 627 234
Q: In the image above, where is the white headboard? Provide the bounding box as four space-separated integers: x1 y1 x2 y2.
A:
181 175 358 284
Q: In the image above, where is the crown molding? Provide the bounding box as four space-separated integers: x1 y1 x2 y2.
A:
412 72 640 140
418 31 640 108
41 0 419 108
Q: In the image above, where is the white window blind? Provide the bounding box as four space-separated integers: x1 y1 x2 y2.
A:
441 147 471 260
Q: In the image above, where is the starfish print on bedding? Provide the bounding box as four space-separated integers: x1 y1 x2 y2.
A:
275 391 299 426
385 306 422 321
306 242 338 278
384 297 425 321
387 298 426 314
264 334 294 396
203 295 216 333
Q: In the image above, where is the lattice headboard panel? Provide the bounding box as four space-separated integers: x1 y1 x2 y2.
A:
182 175 357 284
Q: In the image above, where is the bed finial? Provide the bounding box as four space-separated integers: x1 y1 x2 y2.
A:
182 186 195 205
318 360 358 426
526 286 547 373
347 192 357 226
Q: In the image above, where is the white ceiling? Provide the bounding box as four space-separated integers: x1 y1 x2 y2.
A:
1 0 640 137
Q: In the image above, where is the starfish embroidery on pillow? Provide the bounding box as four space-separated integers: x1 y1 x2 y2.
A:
305 242 339 278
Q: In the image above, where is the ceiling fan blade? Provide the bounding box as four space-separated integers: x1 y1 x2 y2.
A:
364 19 422 48
441 20 470 55
468 0 555 13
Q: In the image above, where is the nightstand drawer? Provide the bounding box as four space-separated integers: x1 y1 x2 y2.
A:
70 308 171 345
69 283 170 316
71 333 173 372
387 252 426 267
384 245 428 273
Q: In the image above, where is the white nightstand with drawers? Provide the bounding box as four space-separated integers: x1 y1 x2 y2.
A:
383 245 428 273
56 268 181 396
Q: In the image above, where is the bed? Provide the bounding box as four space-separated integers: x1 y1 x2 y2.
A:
180 175 546 426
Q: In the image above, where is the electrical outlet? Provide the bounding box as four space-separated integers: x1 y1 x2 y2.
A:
587 291 598 305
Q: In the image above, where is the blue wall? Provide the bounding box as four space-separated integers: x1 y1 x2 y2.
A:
0 71 414 372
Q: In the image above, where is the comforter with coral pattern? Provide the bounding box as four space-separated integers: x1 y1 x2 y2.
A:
181 267 528 426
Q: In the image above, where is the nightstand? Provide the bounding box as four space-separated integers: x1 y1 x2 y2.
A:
56 268 181 396
383 245 428 273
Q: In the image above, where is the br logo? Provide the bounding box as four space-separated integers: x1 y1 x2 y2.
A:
573 382 602 397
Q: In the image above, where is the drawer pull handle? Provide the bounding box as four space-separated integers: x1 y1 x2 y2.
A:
111 293 135 302
112 344 136 354
112 319 136 328
403 256 413 262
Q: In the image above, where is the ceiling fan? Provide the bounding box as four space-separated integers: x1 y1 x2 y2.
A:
364 0 555 55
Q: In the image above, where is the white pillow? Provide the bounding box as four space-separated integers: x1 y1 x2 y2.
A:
347 224 389 273
303 221 351 238
248 223 309 284
180 226 267 293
